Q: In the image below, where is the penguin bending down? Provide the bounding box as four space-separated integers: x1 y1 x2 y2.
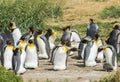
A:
102 45 118 71
78 36 92 59
9 22 22 47
12 47 26 74
37 34 50 59
3 40 14 70
53 45 69 70
45 29 57 50
84 39 98 67
25 40 38 69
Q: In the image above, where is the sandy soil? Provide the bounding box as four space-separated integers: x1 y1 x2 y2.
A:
22 52 109 82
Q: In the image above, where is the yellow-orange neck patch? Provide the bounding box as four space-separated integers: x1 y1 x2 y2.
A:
28 43 35 48
21 41 27 44
7 45 13 49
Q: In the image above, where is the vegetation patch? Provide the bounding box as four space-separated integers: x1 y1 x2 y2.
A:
0 0 63 33
96 69 120 82
0 67 23 82
99 5 120 19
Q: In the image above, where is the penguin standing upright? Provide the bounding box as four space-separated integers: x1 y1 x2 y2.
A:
50 44 62 64
94 34 104 63
45 29 57 50
105 25 120 54
3 40 14 70
86 19 99 39
84 39 98 67
12 47 26 74
78 36 92 59
53 45 69 70
61 26 71 47
37 33 50 59
103 45 117 71
70 30 81 48
25 40 38 69
9 22 22 47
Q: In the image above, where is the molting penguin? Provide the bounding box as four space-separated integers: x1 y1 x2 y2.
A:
78 36 92 59
37 33 50 59
9 22 22 47
61 26 71 47
3 40 14 70
102 45 118 71
105 25 120 54
12 47 26 74
45 29 57 50
86 18 99 39
25 40 38 69
84 39 98 67
53 45 69 70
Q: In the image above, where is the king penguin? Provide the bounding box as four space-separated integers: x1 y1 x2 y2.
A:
17 36 28 48
86 18 99 39
53 45 69 70
94 34 104 63
45 29 57 50
103 45 118 71
105 25 120 54
84 39 98 67
3 40 14 70
37 33 50 59
9 22 22 47
12 47 26 74
25 40 38 69
78 36 92 59
70 29 81 48
61 26 71 47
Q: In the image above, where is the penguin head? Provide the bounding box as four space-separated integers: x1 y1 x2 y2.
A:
6 40 12 45
28 40 35 48
20 36 26 41
13 47 20 55
98 46 104 52
113 25 119 30
46 29 57 37
28 39 34 44
37 29 42 35
89 18 94 23
112 21 120 29
29 26 36 34
9 22 16 32
63 26 71 32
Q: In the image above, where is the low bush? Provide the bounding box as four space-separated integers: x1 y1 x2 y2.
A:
0 67 23 82
99 5 120 19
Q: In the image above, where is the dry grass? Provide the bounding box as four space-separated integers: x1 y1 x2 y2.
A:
47 0 120 26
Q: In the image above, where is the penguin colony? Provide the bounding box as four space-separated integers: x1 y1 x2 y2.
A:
0 19 119 75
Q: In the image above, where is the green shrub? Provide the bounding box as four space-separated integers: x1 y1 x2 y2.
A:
99 5 120 19
0 66 23 82
97 69 120 82
0 0 64 33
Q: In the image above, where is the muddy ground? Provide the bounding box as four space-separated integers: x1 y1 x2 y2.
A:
22 52 110 82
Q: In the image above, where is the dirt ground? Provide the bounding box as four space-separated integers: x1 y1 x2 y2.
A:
22 52 110 82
